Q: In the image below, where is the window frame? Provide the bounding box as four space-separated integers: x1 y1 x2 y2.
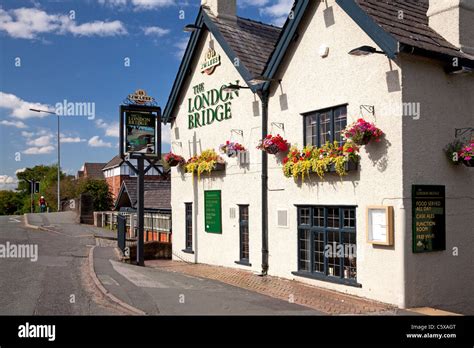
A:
294 205 360 287
183 203 194 254
235 205 251 267
302 104 348 147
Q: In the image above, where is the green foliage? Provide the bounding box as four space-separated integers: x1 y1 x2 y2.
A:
76 179 113 211
0 164 111 215
0 191 23 215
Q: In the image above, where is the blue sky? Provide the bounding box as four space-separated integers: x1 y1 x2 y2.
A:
0 0 293 189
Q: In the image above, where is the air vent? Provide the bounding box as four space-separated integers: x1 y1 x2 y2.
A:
277 210 289 228
230 207 236 219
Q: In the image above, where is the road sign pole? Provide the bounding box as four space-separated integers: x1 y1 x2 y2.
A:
136 156 145 266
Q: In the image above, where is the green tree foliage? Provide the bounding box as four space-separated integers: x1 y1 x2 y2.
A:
0 164 112 215
76 178 113 211
0 191 23 215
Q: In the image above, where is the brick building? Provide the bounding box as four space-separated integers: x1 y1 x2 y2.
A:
102 155 166 200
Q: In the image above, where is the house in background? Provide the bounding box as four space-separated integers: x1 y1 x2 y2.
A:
77 162 106 180
115 179 172 242
102 155 166 200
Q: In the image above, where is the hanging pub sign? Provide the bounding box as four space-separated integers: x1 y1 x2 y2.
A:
412 185 446 253
201 47 221 75
119 90 161 160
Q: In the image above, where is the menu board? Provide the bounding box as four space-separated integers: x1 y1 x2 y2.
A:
412 185 446 253
204 190 222 234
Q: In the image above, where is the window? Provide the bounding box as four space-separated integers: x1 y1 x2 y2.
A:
185 203 193 252
304 105 347 147
297 206 357 283
239 205 250 263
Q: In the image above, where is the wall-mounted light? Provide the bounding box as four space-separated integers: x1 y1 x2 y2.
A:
223 84 251 92
248 75 281 86
446 65 473 75
183 24 202 33
349 45 386 56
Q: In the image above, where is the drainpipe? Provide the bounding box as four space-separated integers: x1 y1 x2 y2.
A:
259 89 270 276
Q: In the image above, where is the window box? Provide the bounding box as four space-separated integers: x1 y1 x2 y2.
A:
213 162 226 172
328 159 359 173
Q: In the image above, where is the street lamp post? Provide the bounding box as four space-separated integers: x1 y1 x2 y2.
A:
29 108 61 212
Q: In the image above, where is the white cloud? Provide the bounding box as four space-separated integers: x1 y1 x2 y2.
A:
98 0 174 10
27 135 53 147
174 37 189 58
67 20 127 37
23 145 55 155
21 131 34 137
15 168 26 174
143 26 170 37
88 136 112 148
259 0 293 26
0 92 53 119
61 136 85 143
0 175 18 190
96 119 119 138
0 7 127 39
0 120 27 128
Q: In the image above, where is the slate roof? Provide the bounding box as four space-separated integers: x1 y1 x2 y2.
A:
207 12 283 76
102 155 124 171
119 179 171 211
83 163 106 179
356 0 473 59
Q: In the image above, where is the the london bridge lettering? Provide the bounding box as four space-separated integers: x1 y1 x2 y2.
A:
188 82 240 130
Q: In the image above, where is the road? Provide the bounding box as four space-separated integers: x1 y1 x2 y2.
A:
0 214 123 315
0 213 321 315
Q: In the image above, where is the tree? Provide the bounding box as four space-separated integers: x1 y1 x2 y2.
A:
0 191 23 215
77 179 113 211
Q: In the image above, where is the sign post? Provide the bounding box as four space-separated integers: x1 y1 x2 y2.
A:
119 90 165 266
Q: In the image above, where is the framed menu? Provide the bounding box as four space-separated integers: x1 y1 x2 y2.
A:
367 206 394 246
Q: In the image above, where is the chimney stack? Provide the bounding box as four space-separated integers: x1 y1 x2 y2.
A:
201 0 237 21
427 0 474 55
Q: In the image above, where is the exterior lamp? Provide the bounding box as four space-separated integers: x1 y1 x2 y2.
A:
183 24 202 33
248 75 281 86
223 84 251 92
349 45 386 56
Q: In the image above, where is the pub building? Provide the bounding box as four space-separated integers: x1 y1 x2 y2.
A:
163 0 474 313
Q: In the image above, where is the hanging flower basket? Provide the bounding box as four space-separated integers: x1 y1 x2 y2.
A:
443 139 464 165
459 141 473 167
343 119 384 146
219 141 246 158
163 153 185 167
257 134 290 155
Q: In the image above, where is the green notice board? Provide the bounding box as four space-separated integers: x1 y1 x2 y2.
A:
205 190 222 234
412 185 446 253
